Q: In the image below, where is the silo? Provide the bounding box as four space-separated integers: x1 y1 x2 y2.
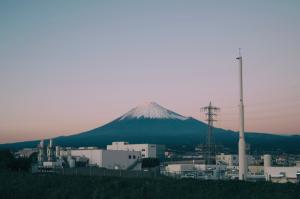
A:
264 154 271 168
49 139 53 148
264 154 271 180
38 140 45 164
55 146 60 158
68 156 75 168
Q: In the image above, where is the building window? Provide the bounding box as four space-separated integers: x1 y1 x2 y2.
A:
129 155 131 159
133 155 136 159
142 149 145 151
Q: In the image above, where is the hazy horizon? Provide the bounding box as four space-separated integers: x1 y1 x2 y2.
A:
1 0 300 144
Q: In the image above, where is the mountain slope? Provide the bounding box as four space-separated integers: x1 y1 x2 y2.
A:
1 102 300 153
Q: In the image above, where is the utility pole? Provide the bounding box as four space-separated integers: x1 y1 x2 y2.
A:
201 102 220 165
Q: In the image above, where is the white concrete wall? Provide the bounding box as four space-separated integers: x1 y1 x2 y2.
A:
166 164 194 173
265 166 300 179
71 149 141 170
59 149 71 157
101 150 141 170
71 149 102 166
107 142 157 158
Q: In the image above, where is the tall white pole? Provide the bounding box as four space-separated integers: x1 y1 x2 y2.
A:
237 52 247 180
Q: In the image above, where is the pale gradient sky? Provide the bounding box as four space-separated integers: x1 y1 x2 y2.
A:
1 0 300 144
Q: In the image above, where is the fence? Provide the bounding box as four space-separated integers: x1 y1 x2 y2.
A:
58 167 159 178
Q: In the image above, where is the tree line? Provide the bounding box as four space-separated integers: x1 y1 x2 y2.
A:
0 149 32 172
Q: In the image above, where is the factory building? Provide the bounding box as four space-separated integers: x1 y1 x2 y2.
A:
70 148 141 170
37 140 142 171
248 166 264 176
165 164 195 175
15 148 38 158
36 139 64 171
216 153 255 166
106 142 165 159
263 154 300 183
164 163 228 180
265 167 300 183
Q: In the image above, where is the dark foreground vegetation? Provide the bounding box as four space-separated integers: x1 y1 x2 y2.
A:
0 172 299 199
1 149 299 199
0 150 32 172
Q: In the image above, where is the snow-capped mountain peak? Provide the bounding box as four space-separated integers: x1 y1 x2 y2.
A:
119 102 188 120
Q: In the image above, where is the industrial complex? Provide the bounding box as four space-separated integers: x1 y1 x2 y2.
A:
14 54 300 184
29 136 300 183
34 139 165 172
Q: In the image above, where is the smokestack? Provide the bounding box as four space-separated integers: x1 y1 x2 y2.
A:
38 140 45 164
55 146 60 158
40 140 44 148
49 139 53 148
237 50 247 180
47 139 54 161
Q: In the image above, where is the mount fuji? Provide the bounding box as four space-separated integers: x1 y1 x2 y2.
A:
1 102 300 153
119 102 188 121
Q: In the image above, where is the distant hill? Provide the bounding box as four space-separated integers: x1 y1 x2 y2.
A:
1 102 300 153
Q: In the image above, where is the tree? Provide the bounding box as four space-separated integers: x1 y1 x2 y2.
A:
0 150 15 170
141 158 160 168
0 149 31 172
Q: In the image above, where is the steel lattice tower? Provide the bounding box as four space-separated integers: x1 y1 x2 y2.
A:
201 102 220 165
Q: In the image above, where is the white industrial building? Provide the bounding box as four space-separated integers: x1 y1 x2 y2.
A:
106 141 165 159
164 154 300 183
36 140 142 171
216 153 255 166
42 161 63 169
263 154 300 183
71 148 141 170
165 164 195 174
165 164 227 173
248 165 264 175
264 166 300 183
15 148 38 158
164 163 228 179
